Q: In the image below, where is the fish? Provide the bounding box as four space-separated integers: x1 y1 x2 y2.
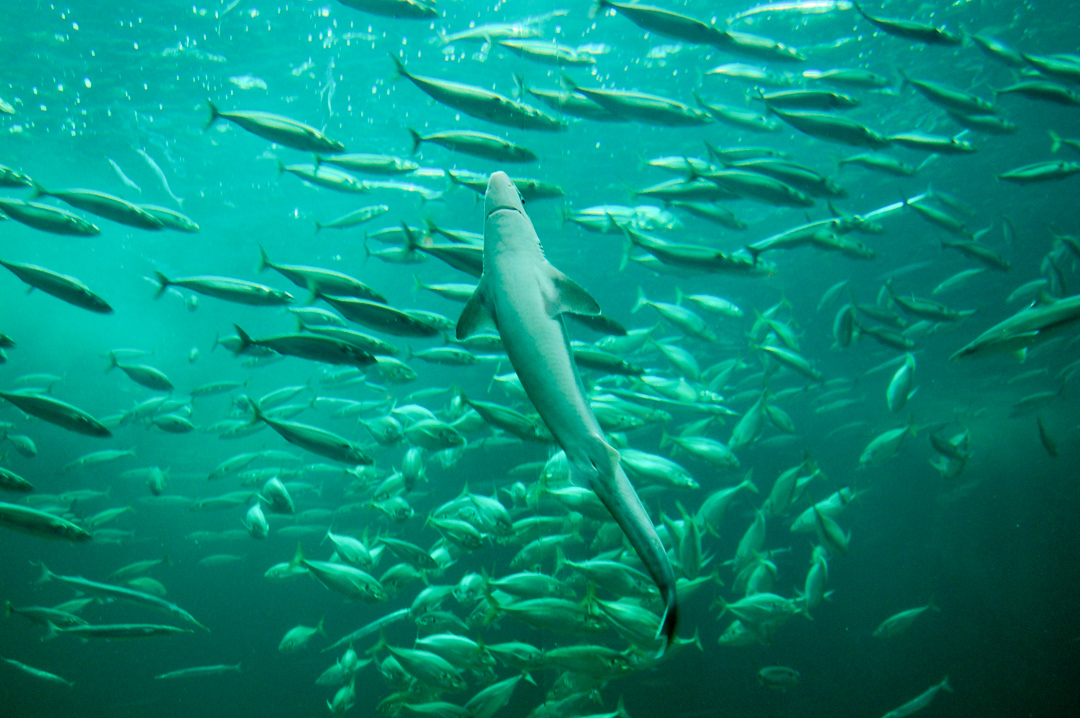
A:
279 618 326 653
107 352 173 391
152 271 293 306
312 206 389 234
154 664 243 680
315 295 441 338
455 172 678 652
0 466 34 493
0 164 33 188
408 129 537 163
137 148 184 208
951 294 1080 360
44 622 195 640
850 1 961 45
245 398 373 465
390 55 566 132
206 101 346 153
0 503 92 541
36 563 206 629
108 158 143 193
997 161 1080 184
0 260 113 313
2 658 76 688
0 198 101 236
140 205 200 232
873 601 939 638
766 106 891 148
32 185 164 230
880 677 953 718
561 76 712 127
0 390 111 436
758 665 800 690
336 0 437 20
233 325 375 367
258 247 385 302
498 39 596 66
315 153 418 175
278 162 368 194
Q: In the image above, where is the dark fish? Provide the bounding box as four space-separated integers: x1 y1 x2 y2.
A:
337 0 437 20
233 325 376 367
390 55 566 132
0 502 92 542
851 1 961 45
257 247 386 302
0 260 112 313
33 186 164 230
317 295 442 338
0 198 100 236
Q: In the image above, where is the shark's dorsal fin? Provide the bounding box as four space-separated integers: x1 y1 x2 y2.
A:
546 268 601 319
456 287 496 340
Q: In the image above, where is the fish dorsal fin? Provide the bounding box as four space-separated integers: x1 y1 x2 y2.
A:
455 286 496 340
545 268 600 318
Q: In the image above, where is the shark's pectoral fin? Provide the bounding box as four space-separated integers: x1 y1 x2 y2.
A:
456 287 496 340
544 267 601 319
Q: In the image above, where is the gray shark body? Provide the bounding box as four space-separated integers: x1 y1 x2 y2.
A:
456 171 678 651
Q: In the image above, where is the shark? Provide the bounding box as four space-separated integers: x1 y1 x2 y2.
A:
456 171 678 652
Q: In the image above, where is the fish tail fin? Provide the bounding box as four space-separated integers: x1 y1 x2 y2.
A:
659 428 673 450
631 286 647 314
205 99 221 130
407 128 422 155
1049 130 1061 153
940 676 953 692
241 395 265 424
4 600 13 618
288 542 305 570
152 271 170 299
313 154 324 169
316 616 327 637
106 351 118 372
29 180 47 199
388 52 407 79
313 220 323 234
656 592 678 657
34 562 53 585
43 620 60 642
256 245 271 273
276 160 286 178
553 545 568 577
232 325 254 355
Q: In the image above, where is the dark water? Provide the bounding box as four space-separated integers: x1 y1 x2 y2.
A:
2 1 1079 717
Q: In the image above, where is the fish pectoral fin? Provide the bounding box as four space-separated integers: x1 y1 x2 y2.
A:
545 268 601 318
455 287 496 340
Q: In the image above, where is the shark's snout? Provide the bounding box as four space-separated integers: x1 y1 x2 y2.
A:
485 171 525 216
